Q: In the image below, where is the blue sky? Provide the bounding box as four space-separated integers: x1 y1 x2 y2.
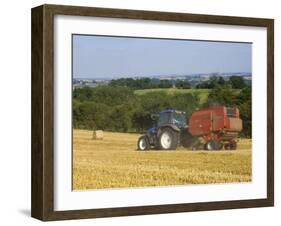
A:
73 35 252 79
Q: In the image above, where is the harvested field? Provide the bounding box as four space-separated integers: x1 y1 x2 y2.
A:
73 129 251 190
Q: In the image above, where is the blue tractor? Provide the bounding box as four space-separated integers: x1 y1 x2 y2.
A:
137 109 193 150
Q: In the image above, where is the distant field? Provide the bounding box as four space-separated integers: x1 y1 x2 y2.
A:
134 88 211 104
73 129 252 190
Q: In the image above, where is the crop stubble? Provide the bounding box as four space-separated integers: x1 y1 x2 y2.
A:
73 129 251 190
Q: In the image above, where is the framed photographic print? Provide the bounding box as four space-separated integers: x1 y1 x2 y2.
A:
31 4 274 221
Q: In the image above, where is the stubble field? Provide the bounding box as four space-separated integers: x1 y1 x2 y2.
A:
73 129 252 190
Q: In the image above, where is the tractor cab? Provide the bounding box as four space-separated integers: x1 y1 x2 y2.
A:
156 109 187 129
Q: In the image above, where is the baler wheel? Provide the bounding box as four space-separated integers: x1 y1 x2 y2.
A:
229 142 237 150
205 140 221 150
224 142 237 150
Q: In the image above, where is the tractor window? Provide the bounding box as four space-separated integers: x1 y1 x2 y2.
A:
157 112 170 126
173 113 187 127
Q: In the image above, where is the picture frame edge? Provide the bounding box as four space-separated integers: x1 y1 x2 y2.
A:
31 5 44 220
31 4 274 221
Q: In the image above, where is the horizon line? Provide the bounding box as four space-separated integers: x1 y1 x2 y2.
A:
73 71 252 80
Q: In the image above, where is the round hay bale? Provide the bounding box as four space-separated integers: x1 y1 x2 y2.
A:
93 130 104 140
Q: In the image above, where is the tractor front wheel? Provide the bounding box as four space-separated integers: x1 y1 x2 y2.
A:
137 136 150 151
158 128 179 150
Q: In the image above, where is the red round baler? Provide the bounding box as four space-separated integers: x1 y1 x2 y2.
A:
188 106 242 150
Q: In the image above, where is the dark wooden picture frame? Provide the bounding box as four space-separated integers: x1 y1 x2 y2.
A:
31 4 274 221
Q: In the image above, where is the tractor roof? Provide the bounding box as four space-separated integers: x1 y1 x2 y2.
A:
160 108 186 114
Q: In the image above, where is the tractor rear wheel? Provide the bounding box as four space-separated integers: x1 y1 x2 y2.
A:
181 131 195 148
205 140 221 151
137 136 150 151
158 128 179 150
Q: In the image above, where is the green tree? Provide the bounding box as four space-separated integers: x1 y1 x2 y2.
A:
206 84 238 106
110 105 133 132
236 86 252 137
196 76 226 89
175 80 191 89
229 76 246 89
73 101 96 129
